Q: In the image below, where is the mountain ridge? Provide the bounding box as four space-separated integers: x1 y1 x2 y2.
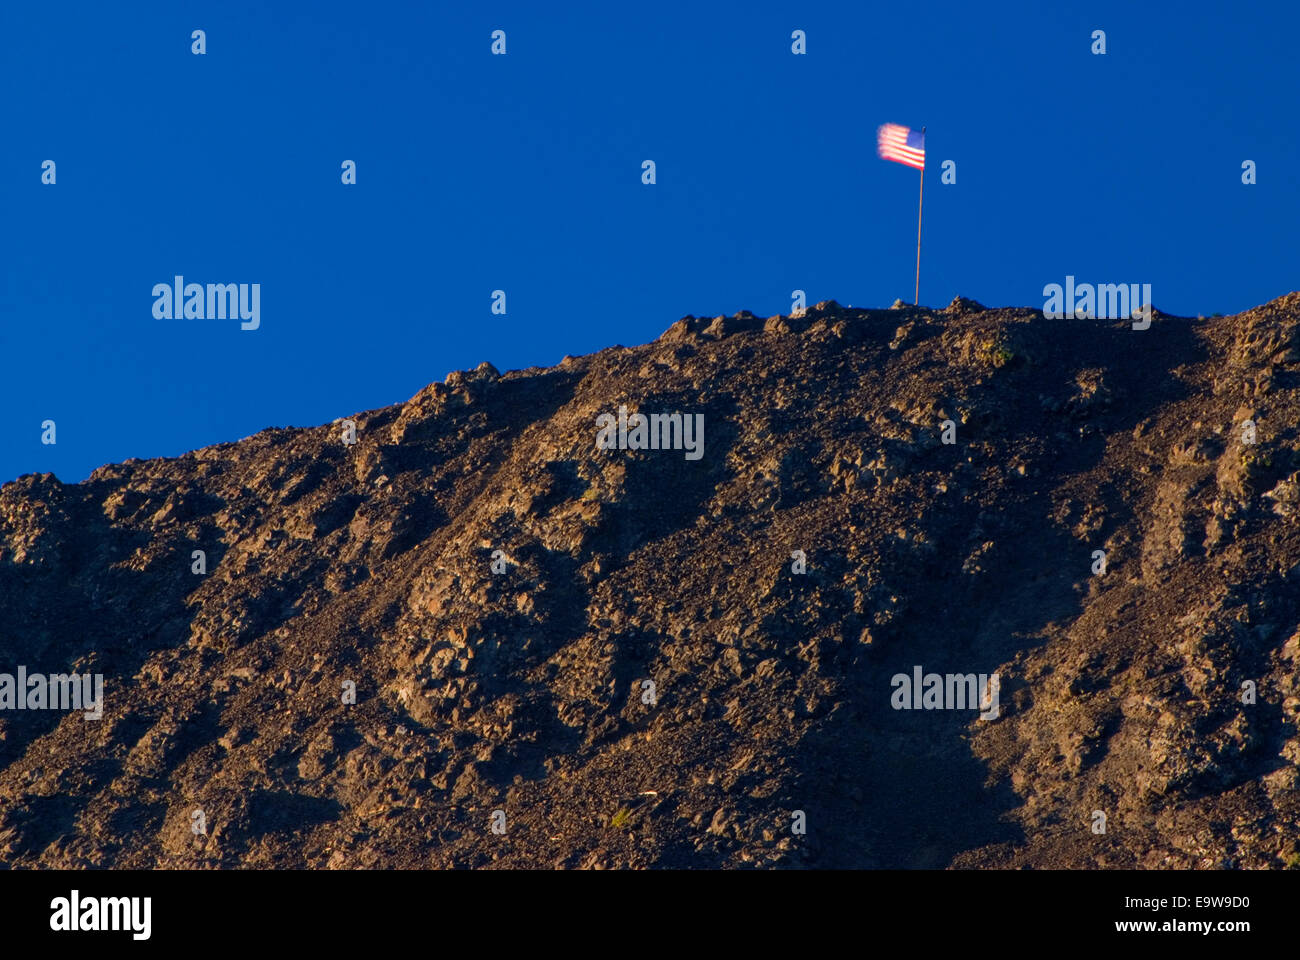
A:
2 293 1298 869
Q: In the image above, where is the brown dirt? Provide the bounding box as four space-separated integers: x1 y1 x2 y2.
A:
2 294 1298 869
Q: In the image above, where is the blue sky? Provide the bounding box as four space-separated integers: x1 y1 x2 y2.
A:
2 0 1296 484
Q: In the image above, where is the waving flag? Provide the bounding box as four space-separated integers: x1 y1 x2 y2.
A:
877 123 925 171
876 123 928 305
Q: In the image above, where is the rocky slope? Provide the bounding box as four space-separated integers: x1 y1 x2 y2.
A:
1 294 1298 869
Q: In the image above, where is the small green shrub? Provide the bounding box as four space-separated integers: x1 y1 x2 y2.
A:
977 337 1016 368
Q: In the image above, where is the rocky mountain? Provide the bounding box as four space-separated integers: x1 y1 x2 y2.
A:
2 294 1298 869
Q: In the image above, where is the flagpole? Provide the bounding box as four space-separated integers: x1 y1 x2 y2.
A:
914 126 925 306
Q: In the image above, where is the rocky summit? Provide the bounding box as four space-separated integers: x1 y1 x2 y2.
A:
2 294 1299 870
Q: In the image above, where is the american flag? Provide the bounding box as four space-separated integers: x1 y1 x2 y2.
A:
877 123 925 171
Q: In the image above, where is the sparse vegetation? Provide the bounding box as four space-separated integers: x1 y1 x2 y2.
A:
978 336 1016 368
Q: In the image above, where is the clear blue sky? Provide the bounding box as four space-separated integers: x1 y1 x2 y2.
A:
2 0 1296 484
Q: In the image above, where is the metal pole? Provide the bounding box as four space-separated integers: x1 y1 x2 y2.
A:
914 126 925 306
